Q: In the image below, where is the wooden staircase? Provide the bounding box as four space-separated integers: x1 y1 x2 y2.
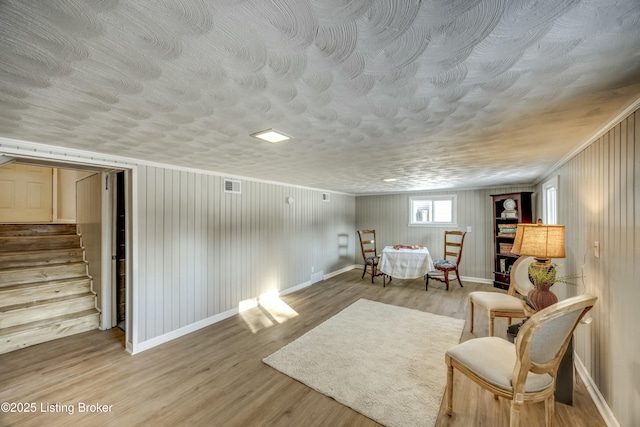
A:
0 224 100 354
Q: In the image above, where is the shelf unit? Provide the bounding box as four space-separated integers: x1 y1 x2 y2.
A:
491 192 533 290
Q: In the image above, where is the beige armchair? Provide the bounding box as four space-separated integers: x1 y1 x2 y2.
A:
468 256 535 336
445 294 597 427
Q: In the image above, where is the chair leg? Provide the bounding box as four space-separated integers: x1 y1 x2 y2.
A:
470 300 475 333
425 274 429 291
455 268 463 287
545 395 554 427
489 313 495 337
509 401 522 427
361 264 367 279
444 271 450 291
446 362 454 416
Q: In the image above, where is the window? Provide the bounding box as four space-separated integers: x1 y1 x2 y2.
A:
542 176 558 224
409 195 457 226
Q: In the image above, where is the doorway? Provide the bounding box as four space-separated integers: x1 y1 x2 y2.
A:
115 171 126 330
0 155 132 350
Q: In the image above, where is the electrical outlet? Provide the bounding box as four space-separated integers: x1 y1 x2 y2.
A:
466 226 472 232
594 241 599 258
311 266 315 273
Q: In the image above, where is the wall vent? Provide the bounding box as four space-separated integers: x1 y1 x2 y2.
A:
224 178 241 194
322 193 330 202
310 271 324 284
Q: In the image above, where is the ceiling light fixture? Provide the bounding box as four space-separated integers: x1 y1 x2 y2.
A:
383 178 397 182
251 129 291 143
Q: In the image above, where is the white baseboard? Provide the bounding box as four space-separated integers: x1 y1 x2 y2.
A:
324 264 358 280
131 307 240 354
574 354 620 427
279 280 312 296
460 275 493 285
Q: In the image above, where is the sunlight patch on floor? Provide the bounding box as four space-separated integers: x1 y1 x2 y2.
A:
239 291 299 333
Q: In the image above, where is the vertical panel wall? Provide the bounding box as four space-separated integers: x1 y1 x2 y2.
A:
134 165 356 343
535 108 639 426
355 186 535 281
76 173 102 309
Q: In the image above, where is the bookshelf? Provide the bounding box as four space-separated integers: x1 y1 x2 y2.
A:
491 192 533 290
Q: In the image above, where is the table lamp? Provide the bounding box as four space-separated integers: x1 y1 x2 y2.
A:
510 219 566 311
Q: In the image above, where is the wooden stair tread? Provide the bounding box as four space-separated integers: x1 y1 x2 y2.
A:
0 247 84 263
0 260 87 273
0 235 83 252
0 247 83 256
0 263 89 287
0 223 78 236
0 234 80 241
0 309 99 336
0 277 91 293
0 292 96 313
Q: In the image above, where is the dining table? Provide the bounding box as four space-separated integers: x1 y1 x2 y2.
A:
378 245 434 287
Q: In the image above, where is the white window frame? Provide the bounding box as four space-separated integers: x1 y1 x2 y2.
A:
542 176 558 224
408 195 457 227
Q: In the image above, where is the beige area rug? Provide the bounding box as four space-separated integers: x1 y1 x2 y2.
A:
262 299 465 427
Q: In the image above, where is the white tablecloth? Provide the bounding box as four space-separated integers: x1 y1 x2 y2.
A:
379 246 434 279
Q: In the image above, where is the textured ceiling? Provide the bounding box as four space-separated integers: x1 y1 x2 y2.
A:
1 1 639 194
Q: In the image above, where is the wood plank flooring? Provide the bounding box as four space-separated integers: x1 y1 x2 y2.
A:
0 270 605 426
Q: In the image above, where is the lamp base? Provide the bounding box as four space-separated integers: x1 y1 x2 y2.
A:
528 284 558 311
526 260 558 311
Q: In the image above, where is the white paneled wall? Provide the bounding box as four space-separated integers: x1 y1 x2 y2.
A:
135 166 356 343
76 173 103 309
355 186 535 281
537 108 639 426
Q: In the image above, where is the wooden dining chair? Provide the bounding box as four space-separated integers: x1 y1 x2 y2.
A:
357 229 383 283
446 294 597 427
468 256 535 336
426 230 467 290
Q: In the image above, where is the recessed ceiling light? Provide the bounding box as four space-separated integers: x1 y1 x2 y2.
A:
383 178 397 182
251 129 291 143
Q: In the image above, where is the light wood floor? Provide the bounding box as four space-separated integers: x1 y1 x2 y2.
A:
0 270 605 427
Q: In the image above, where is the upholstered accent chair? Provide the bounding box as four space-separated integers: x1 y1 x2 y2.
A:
445 294 597 427
468 256 535 336
426 230 467 290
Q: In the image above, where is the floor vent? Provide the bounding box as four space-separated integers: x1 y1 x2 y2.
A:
224 178 241 194
322 193 330 202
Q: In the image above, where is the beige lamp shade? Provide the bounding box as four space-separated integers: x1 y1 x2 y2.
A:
511 223 566 259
